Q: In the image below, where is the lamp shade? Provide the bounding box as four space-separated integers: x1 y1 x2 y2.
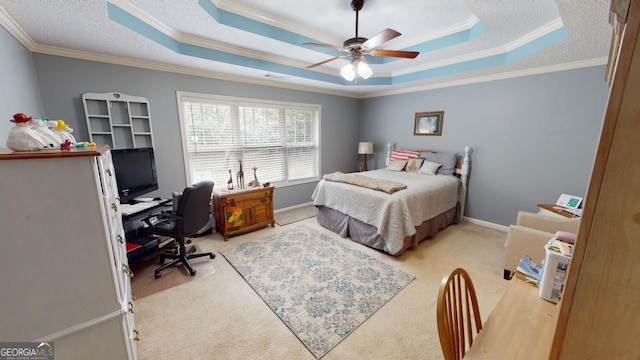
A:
358 141 374 155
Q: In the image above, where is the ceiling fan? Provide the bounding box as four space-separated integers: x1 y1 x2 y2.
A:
303 0 419 80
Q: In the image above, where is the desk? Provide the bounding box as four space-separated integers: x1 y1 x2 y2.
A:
121 198 172 259
121 198 172 218
465 279 558 359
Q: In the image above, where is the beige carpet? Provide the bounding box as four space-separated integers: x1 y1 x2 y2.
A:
134 219 508 360
274 204 318 226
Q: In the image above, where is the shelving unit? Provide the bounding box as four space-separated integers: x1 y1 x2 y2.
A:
82 92 154 149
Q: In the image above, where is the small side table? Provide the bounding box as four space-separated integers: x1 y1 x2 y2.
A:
537 203 580 219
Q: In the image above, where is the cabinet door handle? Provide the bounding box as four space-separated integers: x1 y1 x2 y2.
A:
261 198 267 203
123 265 134 278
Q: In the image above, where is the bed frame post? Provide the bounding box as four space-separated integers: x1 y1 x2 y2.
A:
385 143 392 167
458 146 471 221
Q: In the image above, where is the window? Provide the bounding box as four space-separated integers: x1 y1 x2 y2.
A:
177 92 321 188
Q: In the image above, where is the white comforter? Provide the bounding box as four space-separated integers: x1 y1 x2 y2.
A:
311 169 459 254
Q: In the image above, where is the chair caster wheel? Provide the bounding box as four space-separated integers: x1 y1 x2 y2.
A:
189 269 196 276
154 272 161 279
209 254 215 259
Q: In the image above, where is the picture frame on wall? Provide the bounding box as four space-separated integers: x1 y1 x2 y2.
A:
414 111 444 136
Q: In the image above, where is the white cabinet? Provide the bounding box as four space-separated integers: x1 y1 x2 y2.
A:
82 92 154 149
0 145 137 359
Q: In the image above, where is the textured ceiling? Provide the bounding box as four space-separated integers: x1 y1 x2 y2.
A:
0 0 612 97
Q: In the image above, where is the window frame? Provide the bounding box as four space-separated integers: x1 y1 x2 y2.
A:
176 91 322 188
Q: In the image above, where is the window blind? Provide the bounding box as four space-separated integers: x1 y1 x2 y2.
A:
177 92 320 188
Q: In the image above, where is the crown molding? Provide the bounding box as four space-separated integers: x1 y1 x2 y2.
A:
395 18 565 76
363 57 608 98
394 16 481 49
0 6 36 50
213 0 339 44
504 18 564 51
32 41 605 100
108 0 314 72
29 43 358 98
109 0 177 37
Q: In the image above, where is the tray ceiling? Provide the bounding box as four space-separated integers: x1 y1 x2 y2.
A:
0 0 612 97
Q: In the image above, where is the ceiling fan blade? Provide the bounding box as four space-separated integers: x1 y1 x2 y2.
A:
306 55 349 69
369 49 420 59
362 28 401 49
303 42 345 51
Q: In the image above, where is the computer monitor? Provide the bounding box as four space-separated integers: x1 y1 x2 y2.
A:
111 147 159 204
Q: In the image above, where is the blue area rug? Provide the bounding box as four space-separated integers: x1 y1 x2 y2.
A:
221 224 415 358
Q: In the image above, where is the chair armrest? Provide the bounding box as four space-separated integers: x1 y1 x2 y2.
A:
516 211 581 234
504 225 554 274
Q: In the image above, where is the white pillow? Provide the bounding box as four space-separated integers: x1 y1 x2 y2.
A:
418 160 442 175
386 160 407 171
405 158 424 172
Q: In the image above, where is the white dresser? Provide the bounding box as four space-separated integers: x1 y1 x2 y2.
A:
0 145 137 359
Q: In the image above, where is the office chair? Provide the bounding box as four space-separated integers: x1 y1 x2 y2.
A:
145 181 215 278
436 268 483 360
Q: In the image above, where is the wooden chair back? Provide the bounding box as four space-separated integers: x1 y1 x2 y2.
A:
437 268 483 360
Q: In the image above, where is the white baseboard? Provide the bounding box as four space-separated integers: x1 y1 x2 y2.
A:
274 201 314 214
463 216 509 233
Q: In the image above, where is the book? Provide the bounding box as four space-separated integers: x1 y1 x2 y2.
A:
515 255 542 284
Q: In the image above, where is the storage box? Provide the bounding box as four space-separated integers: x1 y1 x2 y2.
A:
538 238 572 303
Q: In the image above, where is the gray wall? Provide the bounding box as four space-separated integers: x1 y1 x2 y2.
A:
31 54 360 210
0 27 44 146
3 20 609 226
361 66 609 225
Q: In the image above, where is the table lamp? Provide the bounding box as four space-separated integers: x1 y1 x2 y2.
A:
358 141 374 171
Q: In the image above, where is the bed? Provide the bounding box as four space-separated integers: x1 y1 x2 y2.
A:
311 144 471 255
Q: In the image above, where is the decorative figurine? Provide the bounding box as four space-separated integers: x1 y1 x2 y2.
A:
29 117 58 147
236 159 244 189
51 119 77 144
60 139 72 150
6 113 51 151
248 167 260 187
227 170 234 190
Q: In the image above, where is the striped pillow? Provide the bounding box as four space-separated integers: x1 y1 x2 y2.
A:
389 149 420 163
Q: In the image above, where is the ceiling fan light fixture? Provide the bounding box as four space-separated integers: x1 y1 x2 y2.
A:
304 0 419 82
340 62 356 81
357 61 372 79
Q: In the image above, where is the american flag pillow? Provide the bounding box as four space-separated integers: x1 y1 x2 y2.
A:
389 149 420 163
